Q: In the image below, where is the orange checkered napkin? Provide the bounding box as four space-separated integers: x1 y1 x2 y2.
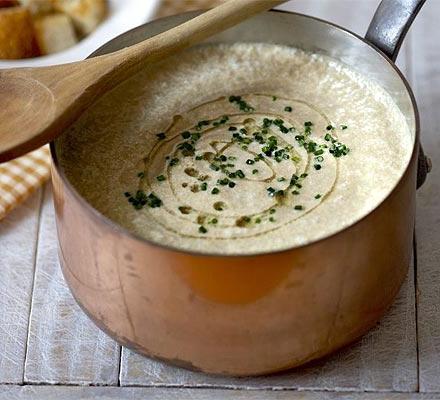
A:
0 146 51 219
0 0 220 220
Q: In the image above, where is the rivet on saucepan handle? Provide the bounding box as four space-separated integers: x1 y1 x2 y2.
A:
417 145 432 188
366 0 429 189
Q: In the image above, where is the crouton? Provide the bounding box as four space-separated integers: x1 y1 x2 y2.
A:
54 0 107 36
0 6 39 59
17 0 54 15
33 12 78 55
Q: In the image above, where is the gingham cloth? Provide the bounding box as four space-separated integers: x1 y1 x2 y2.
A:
0 0 221 220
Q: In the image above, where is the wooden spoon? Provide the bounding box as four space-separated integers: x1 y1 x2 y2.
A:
0 0 287 163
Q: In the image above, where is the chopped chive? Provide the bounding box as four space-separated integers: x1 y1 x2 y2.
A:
294 205 303 210
263 118 272 128
228 181 236 188
267 187 276 196
329 142 350 157
324 133 333 141
315 194 322 199
196 120 209 130
246 159 255 165
236 170 245 179
217 178 229 186
314 164 322 170
341 125 348 130
156 132 166 140
229 95 255 112
200 182 208 191
252 169 259 174
156 175 166 182
191 132 201 141
137 172 145 178
199 226 208 234
305 141 318 153
211 188 220 195
181 131 191 139
284 106 292 112
178 142 195 154
269 208 276 214
229 126 237 131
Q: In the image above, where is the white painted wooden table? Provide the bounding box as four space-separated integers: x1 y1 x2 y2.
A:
1 1 439 399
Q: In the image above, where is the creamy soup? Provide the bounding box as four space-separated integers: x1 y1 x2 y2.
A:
57 43 413 255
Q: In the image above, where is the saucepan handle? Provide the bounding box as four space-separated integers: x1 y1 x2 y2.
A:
365 0 430 188
365 0 426 61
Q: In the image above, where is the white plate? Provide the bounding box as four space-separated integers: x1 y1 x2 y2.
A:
0 0 160 68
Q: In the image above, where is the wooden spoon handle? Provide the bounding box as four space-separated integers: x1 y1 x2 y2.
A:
0 0 288 163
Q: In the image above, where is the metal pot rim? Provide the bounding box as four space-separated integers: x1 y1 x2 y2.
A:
50 8 420 258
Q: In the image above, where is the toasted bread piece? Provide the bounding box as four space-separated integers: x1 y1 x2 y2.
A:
33 13 78 55
17 0 54 15
0 6 39 59
54 0 107 36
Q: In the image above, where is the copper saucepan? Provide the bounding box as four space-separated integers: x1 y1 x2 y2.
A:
50 0 430 376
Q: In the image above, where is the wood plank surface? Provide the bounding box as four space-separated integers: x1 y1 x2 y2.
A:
410 0 440 393
0 191 42 384
1 385 440 400
23 185 120 385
